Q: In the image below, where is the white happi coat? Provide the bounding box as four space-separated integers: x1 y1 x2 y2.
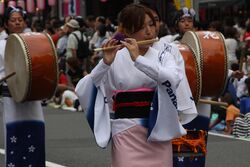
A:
76 45 197 148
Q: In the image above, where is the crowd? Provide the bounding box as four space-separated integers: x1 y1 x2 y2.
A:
1 1 250 167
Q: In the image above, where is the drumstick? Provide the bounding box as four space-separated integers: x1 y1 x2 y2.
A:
199 99 228 107
94 38 159 52
0 72 16 84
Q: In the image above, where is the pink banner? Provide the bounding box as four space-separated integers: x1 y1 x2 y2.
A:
37 0 45 10
27 0 35 13
48 0 57 6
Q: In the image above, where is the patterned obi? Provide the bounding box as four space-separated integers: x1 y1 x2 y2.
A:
112 88 155 119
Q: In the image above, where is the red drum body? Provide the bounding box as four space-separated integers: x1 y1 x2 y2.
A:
5 32 58 102
177 44 201 103
181 31 228 97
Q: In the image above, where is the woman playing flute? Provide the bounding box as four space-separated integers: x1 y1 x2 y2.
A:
76 4 197 167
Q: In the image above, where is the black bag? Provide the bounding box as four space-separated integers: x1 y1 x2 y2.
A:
72 32 90 59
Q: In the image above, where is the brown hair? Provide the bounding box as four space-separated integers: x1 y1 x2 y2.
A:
118 4 156 36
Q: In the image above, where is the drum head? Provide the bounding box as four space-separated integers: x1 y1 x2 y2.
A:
5 34 30 102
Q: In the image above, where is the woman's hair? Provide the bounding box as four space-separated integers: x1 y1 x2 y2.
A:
222 92 234 105
139 0 161 21
4 6 26 24
3 6 26 34
97 24 107 37
173 7 196 26
117 4 156 36
224 26 237 39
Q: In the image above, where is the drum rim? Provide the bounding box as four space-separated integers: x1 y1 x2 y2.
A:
43 32 59 99
181 31 203 103
17 33 34 101
217 32 229 96
181 43 202 104
5 33 31 102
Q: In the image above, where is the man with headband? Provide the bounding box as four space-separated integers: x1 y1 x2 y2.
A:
0 6 45 167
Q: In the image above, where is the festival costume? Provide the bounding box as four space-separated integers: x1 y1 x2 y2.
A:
76 45 197 166
0 39 45 167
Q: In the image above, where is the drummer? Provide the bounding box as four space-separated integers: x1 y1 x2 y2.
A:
0 6 45 167
171 7 243 167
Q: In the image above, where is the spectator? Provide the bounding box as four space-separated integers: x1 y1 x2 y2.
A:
89 16 111 51
65 19 84 85
222 93 240 135
232 76 250 137
91 24 108 66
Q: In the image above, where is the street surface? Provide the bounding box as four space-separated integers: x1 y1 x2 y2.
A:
0 104 250 167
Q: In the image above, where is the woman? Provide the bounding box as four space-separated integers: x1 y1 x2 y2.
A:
0 6 45 167
76 4 196 167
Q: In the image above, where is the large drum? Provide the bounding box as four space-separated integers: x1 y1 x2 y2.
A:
177 43 202 103
181 31 228 97
5 32 58 102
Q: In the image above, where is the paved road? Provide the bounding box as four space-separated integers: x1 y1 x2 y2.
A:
0 105 250 167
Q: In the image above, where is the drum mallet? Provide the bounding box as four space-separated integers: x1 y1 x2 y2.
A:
0 72 16 84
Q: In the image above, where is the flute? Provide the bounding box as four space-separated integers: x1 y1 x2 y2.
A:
94 38 159 52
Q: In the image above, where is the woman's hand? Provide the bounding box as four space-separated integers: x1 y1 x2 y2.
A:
102 39 121 65
121 38 139 61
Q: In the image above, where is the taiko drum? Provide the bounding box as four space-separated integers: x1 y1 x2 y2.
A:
181 31 228 97
5 32 58 102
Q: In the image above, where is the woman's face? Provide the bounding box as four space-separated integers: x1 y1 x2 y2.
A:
5 12 25 34
177 16 194 35
130 14 156 48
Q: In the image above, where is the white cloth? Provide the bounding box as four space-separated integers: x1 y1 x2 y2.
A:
233 75 248 98
225 38 238 67
57 35 68 56
153 40 198 124
0 29 7 40
61 90 78 111
76 46 197 147
0 40 6 79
